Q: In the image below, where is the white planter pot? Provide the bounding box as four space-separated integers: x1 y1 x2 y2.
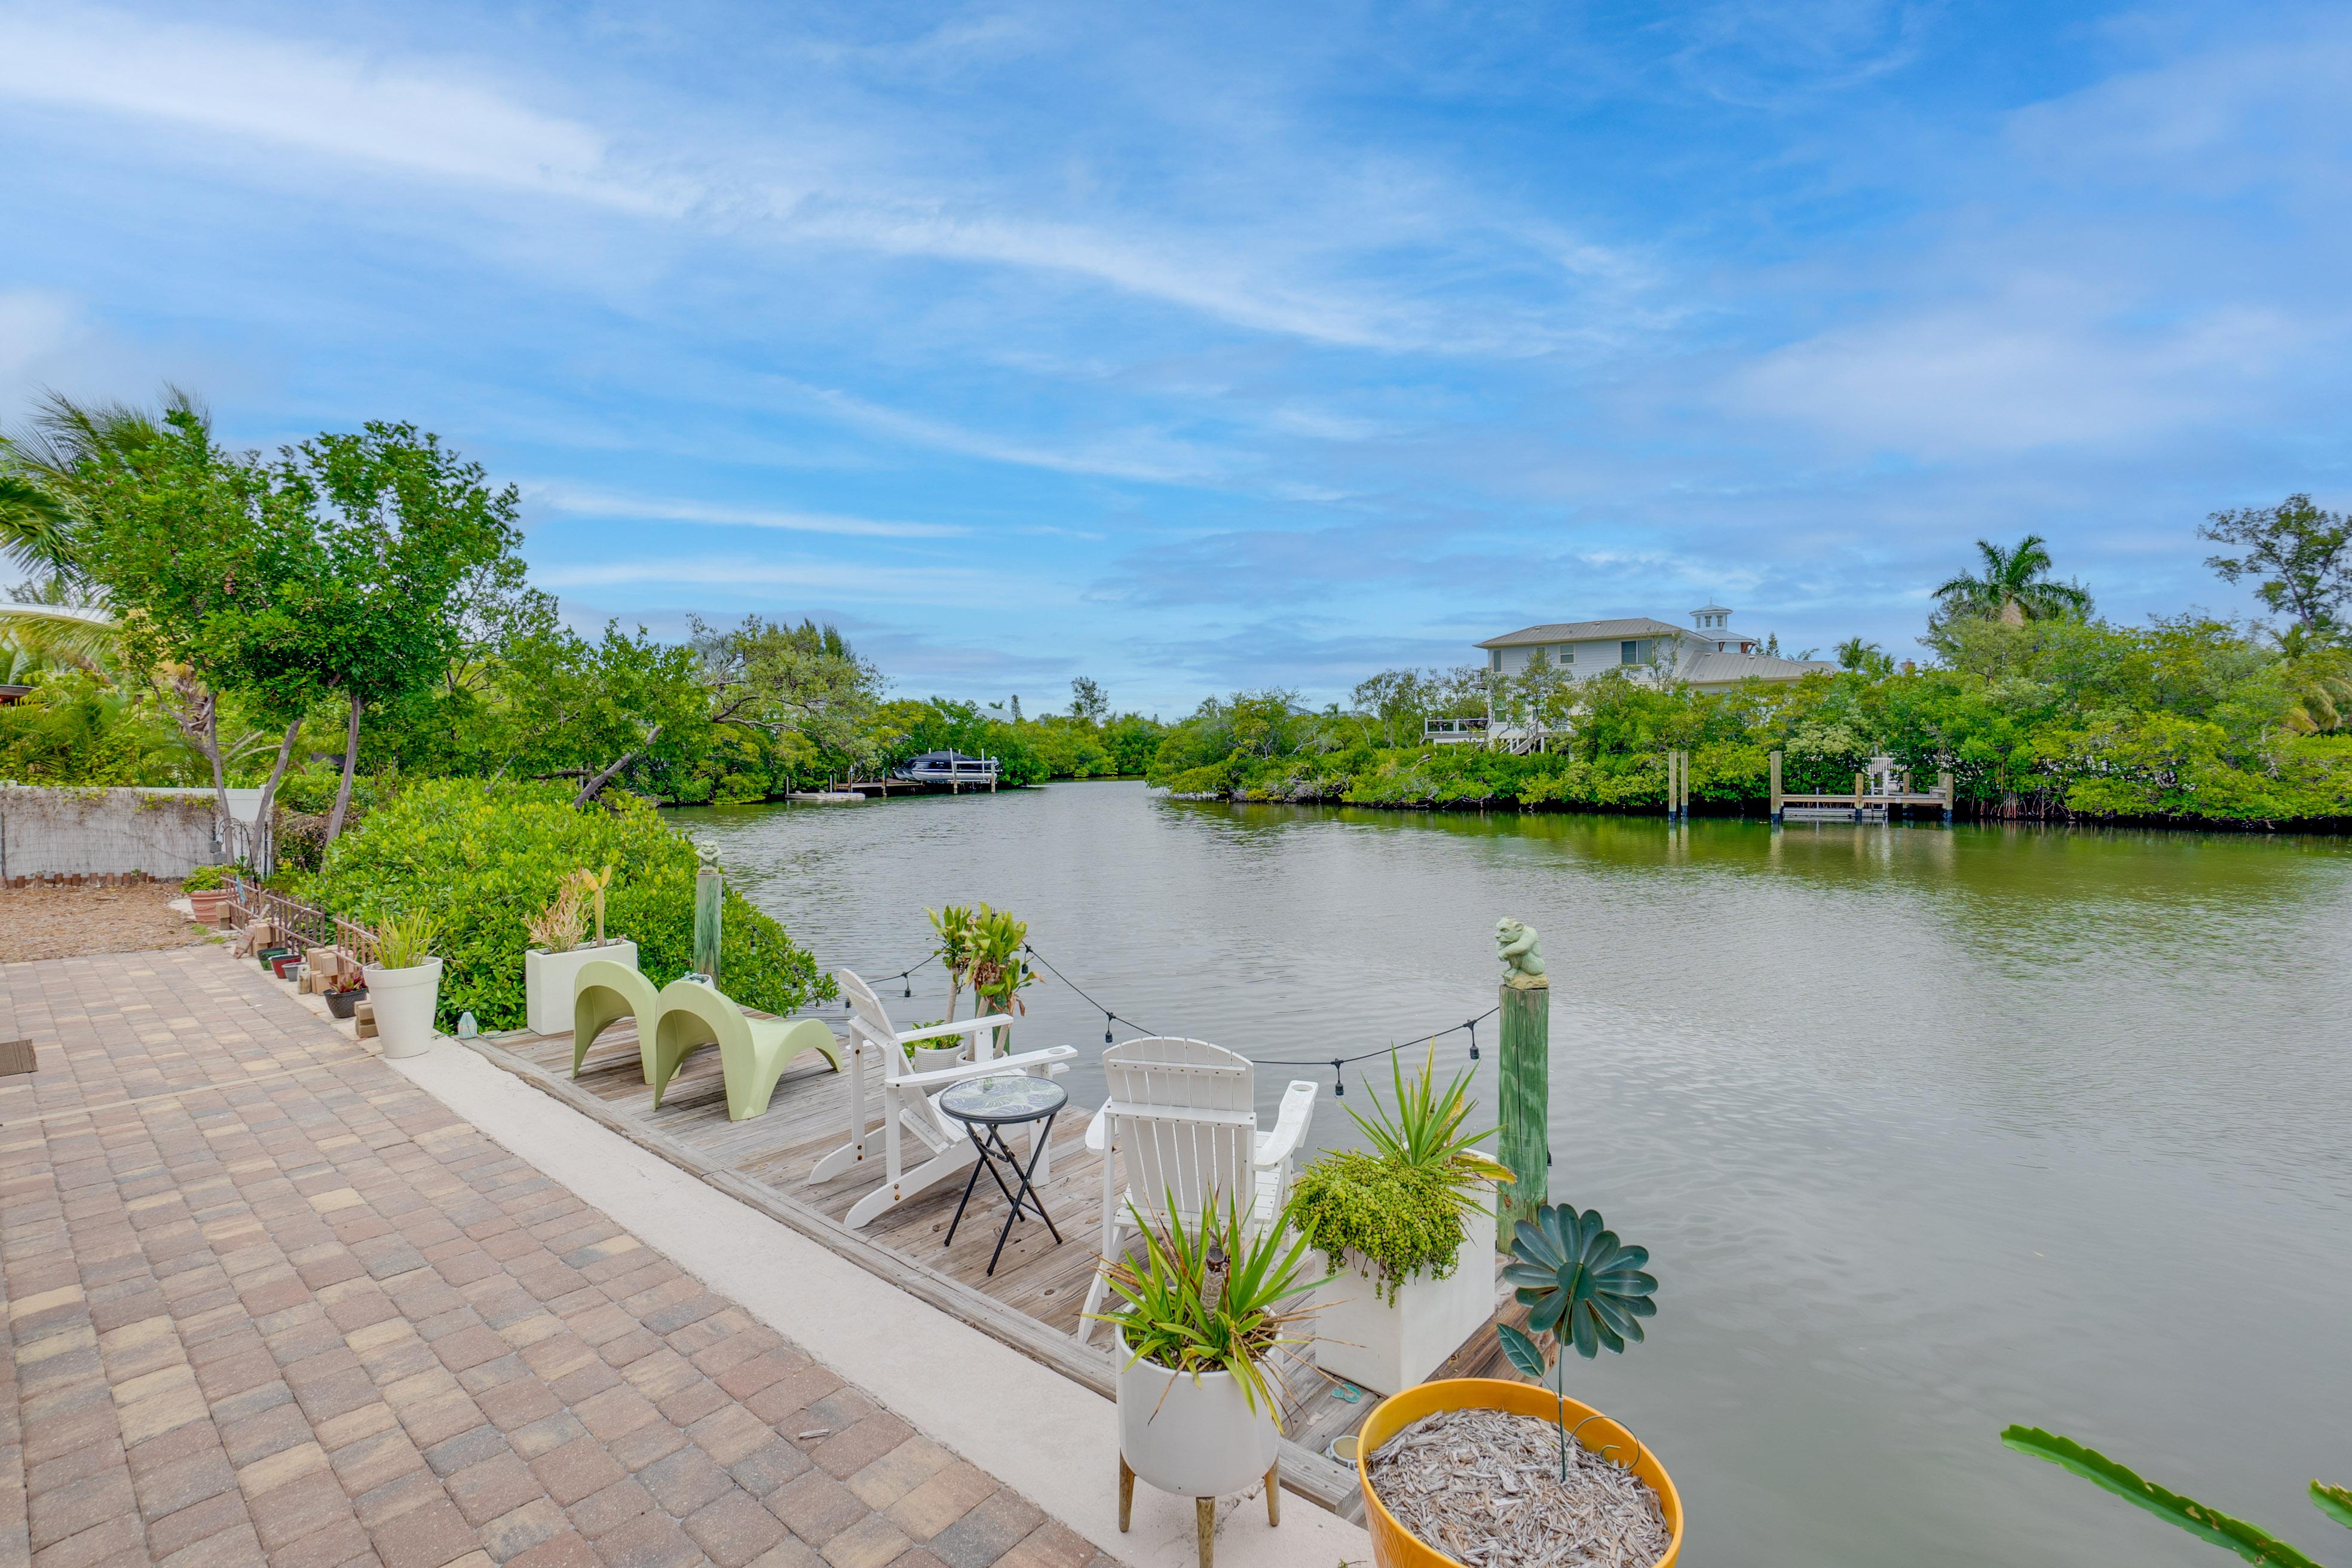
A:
364 958 443 1060
1116 1333 1280 1499
525 940 639 1037
909 1042 969 1074
1312 1206 1500 1395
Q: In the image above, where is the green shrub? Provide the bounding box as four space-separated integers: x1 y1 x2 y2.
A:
298 779 833 1031
180 863 229 892
1289 1153 1479 1305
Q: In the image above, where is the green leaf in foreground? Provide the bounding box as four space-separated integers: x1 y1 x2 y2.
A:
1999 1426 2326 1568
1496 1321 1546 1382
2312 1483 2352 1533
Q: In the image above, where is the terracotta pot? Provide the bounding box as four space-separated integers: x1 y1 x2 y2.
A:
1355 1377 1682 1568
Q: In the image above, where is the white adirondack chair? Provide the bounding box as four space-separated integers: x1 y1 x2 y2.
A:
809 969 1076 1231
1075 1037 1318 1345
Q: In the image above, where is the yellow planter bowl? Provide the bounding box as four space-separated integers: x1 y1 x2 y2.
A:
1354 1377 1683 1568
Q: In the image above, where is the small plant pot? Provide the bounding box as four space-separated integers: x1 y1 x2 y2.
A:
908 1042 970 1074
525 939 638 1037
363 958 443 1060
271 954 304 980
324 987 368 1020
1116 1330 1279 1502
1355 1378 1683 1568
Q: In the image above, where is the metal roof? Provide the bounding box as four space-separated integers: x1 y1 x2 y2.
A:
1680 652 1837 685
1477 618 1690 648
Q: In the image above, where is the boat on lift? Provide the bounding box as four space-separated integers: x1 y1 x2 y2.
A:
892 751 1001 789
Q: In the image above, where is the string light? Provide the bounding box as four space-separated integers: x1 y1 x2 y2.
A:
859 941 1499 1110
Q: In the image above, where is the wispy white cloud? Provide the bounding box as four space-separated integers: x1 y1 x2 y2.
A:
533 555 1046 605
0 8 676 212
523 481 963 539
776 380 1228 484
0 8 1643 357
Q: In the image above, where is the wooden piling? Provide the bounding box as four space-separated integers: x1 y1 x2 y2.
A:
1939 770 1955 825
1498 974 1550 1232
1769 751 1783 824
693 860 722 983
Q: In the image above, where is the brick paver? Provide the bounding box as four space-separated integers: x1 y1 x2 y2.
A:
0 945 1122 1568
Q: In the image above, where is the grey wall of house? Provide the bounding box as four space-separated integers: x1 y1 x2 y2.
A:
0 788 229 878
1492 638 1659 676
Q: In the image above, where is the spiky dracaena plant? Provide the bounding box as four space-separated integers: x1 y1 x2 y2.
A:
2002 1427 2350 1567
1496 1203 1659 1481
1086 1197 1319 1424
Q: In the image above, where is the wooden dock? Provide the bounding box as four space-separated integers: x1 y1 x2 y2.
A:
1769 751 1955 824
460 1016 1531 1520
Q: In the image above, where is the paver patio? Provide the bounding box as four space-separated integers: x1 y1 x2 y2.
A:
0 943 1118 1568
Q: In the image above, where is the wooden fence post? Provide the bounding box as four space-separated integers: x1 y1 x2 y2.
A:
1498 968 1550 1233
1769 751 1783 825
1939 770 1955 825
694 859 723 983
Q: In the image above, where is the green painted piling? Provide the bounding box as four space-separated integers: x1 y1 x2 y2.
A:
693 859 722 984
1498 973 1551 1233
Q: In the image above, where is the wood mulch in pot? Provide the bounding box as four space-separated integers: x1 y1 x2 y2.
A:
1367 1405 1673 1568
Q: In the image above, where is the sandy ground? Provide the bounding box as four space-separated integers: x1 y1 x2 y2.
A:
0 883 216 963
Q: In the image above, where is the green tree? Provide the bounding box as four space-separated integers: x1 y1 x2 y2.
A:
1934 534 2093 626
1350 668 1434 746
1838 637 1895 678
272 424 529 841
75 403 327 857
693 616 884 777
2201 494 2352 638
1068 675 1107 722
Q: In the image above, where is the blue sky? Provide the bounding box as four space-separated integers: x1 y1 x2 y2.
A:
3 2 2347 716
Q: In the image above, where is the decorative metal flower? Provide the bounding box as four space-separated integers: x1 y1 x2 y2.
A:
1502 1202 1658 1361
1494 1202 1660 1480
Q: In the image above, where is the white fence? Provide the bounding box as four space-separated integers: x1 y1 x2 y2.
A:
0 786 259 879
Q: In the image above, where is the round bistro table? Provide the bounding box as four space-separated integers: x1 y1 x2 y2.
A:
936 1073 1069 1276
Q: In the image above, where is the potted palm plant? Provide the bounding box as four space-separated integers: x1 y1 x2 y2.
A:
1091 1198 1318 1568
523 866 636 1036
1355 1202 1682 1568
1291 1048 1510 1394
364 909 445 1061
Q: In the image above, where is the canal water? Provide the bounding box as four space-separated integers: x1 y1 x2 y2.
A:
669 780 2352 1568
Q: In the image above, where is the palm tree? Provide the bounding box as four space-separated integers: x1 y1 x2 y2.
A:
1934 535 2093 626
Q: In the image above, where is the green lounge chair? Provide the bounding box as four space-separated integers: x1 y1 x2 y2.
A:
651 976 843 1120
572 958 662 1082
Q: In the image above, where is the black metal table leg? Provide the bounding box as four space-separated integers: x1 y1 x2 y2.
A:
983 1110 1062 1276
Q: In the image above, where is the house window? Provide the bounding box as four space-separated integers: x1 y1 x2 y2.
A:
1558 645 1573 664
1621 639 1653 664
1490 650 1502 672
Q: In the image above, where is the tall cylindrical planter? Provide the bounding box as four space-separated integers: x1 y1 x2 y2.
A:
1498 978 1550 1232
365 958 443 1060
1116 1333 1280 1500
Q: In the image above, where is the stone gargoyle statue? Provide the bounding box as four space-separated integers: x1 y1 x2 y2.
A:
1496 917 1547 987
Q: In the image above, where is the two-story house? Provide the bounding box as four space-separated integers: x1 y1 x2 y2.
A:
1476 605 1835 692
